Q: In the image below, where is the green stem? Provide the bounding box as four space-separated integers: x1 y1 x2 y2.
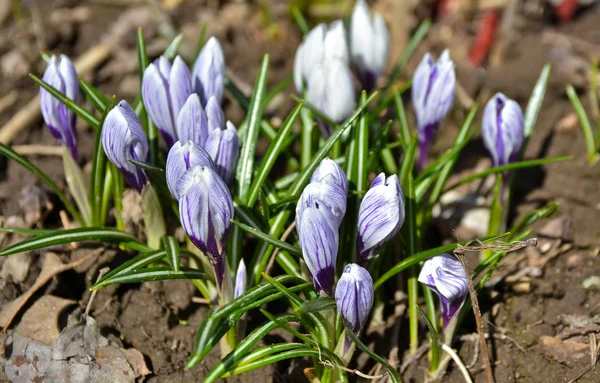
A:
423 286 439 370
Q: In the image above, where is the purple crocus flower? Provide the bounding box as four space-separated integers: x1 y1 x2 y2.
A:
177 165 234 287
205 95 225 134
176 94 209 148
350 0 389 92
142 55 192 147
306 158 348 220
418 253 469 327
165 140 215 200
204 121 239 186
101 100 148 192
482 93 524 168
40 54 79 161
192 37 225 106
335 263 374 334
234 259 247 299
357 173 404 261
412 50 456 170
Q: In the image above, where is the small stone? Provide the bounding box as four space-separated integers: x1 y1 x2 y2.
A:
538 335 588 366
512 282 531 294
538 218 564 239
460 208 490 237
554 113 579 133
582 276 600 290
1 50 30 79
566 254 583 269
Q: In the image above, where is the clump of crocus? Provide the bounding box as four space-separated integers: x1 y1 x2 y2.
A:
482 93 524 169
357 173 405 262
412 50 456 170
142 56 192 147
102 101 149 192
335 263 374 334
350 0 389 92
165 140 215 200
294 22 355 127
296 158 348 295
418 253 469 327
40 54 79 161
192 37 225 106
205 121 239 186
234 259 247 299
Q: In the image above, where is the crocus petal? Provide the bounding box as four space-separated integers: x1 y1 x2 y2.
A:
357 173 405 261
192 37 225 106
169 56 193 119
177 94 209 147
102 101 149 191
335 263 374 334
204 121 239 185
294 24 327 92
418 254 469 327
310 157 348 196
306 59 356 123
482 93 524 167
166 140 215 200
205 95 225 134
142 62 177 147
234 259 247 299
324 20 349 63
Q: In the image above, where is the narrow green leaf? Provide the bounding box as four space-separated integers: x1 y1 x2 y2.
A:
264 75 293 106
0 143 83 225
92 249 168 289
141 184 166 250
219 349 330 378
398 134 417 187
0 228 50 235
163 236 181 272
291 94 337 127
79 77 109 111
292 6 310 35
194 22 209 59
256 190 271 223
346 330 404 383
296 296 336 314
163 33 183 60
137 28 159 164
98 266 209 286
231 219 301 257
62 147 92 226
509 202 558 235
224 343 305 369
524 64 551 138
416 305 439 346
238 55 269 203
566 84 598 164
90 97 115 226
395 90 411 147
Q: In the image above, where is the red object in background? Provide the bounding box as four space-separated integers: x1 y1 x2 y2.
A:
556 0 579 22
469 10 500 67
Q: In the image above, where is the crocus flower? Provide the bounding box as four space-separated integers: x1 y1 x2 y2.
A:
412 50 456 170
166 140 215 200
303 158 348 222
234 259 247 299
102 100 148 192
192 37 225 106
204 121 239 186
482 93 524 167
40 54 79 160
176 94 209 147
142 55 192 147
335 263 374 334
350 0 389 92
178 165 234 287
357 173 404 261
418 253 469 327
205 95 225 134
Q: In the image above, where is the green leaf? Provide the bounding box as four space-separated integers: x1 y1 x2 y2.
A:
291 6 310 35
137 28 159 165
96 266 209 286
238 55 269 203
92 249 169 289
141 184 166 250
0 227 149 256
189 308 242 367
163 33 183 60
416 305 439 348
395 90 411 147
398 134 417 187
509 202 558 235
79 77 109 111
346 330 404 383
0 142 83 226
62 147 92 226
90 96 115 226
231 219 301 257
163 236 181 272
566 84 598 164
296 296 336 314
290 94 337 127
524 64 551 138
247 102 303 206
30 73 100 130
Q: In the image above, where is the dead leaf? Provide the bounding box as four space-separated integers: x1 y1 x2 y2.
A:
15 295 76 346
538 335 589 365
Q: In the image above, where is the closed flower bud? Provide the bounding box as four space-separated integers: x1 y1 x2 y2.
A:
102 101 149 192
482 93 524 167
310 158 349 195
300 158 348 223
176 94 209 147
357 173 404 261
350 0 389 92
166 140 215 200
40 54 79 160
418 254 469 327
335 263 374 334
142 55 192 147
205 95 225 134
192 37 225 106
204 121 240 186
178 165 234 287
234 259 247 299
412 50 456 170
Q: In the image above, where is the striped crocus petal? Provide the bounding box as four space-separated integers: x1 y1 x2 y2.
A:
482 93 524 167
192 37 225 106
178 165 233 287
296 180 346 230
40 54 79 160
166 140 215 200
296 197 339 295
176 94 209 148
310 157 348 197
204 121 239 186
335 263 374 334
101 101 149 192
205 95 225 134
305 58 356 123
234 259 247 299
418 253 469 327
357 173 405 261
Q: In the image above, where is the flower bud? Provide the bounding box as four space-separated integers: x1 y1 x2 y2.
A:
142 55 192 147
102 101 149 192
350 0 389 92
357 173 404 261
412 50 456 169
192 37 225 106
301 158 348 222
178 165 234 287
176 94 209 147
166 140 215 200
418 254 469 327
335 263 374 334
205 95 225 134
234 259 247 299
482 93 524 167
204 121 239 186
40 54 79 160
